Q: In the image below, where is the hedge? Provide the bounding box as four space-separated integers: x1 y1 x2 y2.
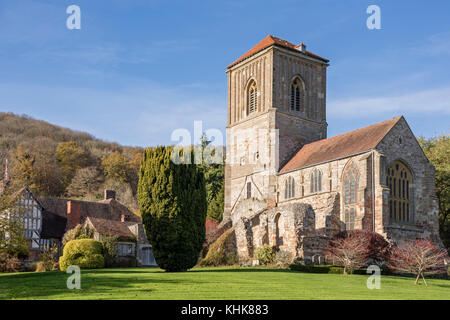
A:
289 264 345 274
289 263 397 275
59 239 105 271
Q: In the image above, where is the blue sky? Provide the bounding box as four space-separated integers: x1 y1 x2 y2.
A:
0 0 449 147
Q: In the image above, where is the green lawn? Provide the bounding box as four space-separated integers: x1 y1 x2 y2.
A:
0 267 449 300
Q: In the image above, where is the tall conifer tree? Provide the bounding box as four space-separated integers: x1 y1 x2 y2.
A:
138 146 206 272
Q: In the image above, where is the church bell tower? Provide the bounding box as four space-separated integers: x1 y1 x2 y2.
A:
223 35 329 223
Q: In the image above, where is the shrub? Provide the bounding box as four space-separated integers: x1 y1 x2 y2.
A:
100 236 118 267
199 229 237 267
332 230 391 266
0 252 22 273
254 245 275 265
35 262 47 272
109 257 137 268
25 262 38 272
59 239 105 271
62 224 94 246
37 245 59 272
138 146 206 272
275 250 293 268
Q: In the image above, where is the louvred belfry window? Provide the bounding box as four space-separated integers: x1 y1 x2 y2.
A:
247 81 257 115
290 78 304 112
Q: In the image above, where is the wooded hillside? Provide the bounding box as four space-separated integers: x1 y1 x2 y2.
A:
0 112 143 213
0 112 224 220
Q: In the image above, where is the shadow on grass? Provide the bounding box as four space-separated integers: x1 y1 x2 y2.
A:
0 269 192 300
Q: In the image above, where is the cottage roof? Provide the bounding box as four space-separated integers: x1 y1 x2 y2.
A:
227 35 329 69
86 216 136 240
280 116 402 173
37 196 141 223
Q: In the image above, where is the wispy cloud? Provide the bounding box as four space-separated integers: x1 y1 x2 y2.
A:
329 86 450 117
412 31 450 56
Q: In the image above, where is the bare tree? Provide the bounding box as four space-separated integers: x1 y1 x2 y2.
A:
326 236 370 274
387 240 448 286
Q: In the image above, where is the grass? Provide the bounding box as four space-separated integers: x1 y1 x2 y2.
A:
0 267 449 300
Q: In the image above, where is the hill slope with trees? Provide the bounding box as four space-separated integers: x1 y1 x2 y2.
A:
0 112 224 219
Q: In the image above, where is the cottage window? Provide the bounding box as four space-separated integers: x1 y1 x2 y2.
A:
387 161 412 223
115 243 134 257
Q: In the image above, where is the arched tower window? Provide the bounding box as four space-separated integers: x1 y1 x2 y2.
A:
343 162 359 230
387 161 412 223
284 176 295 199
246 80 257 115
290 77 304 112
310 169 322 194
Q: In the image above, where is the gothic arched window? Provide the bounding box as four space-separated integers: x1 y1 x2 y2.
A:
290 77 304 112
310 169 322 194
284 176 295 199
343 162 359 230
387 161 412 223
247 80 257 115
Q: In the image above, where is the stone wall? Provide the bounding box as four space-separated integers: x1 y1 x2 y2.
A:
375 117 442 246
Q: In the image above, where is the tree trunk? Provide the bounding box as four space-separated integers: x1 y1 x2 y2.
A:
415 273 420 285
421 272 428 286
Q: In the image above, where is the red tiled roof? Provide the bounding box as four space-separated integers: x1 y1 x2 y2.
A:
37 196 141 223
86 216 136 240
279 116 402 173
227 35 329 69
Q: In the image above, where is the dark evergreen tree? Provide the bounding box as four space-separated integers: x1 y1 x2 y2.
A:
138 146 206 272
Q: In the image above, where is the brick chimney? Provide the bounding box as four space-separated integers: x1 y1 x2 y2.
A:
104 189 116 200
67 201 81 230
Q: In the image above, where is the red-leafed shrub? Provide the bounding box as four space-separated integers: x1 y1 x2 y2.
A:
387 239 448 285
202 217 225 257
333 230 391 266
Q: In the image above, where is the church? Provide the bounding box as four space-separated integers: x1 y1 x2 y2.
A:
222 35 443 263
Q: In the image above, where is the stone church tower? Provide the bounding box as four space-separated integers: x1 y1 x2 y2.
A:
224 35 329 222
